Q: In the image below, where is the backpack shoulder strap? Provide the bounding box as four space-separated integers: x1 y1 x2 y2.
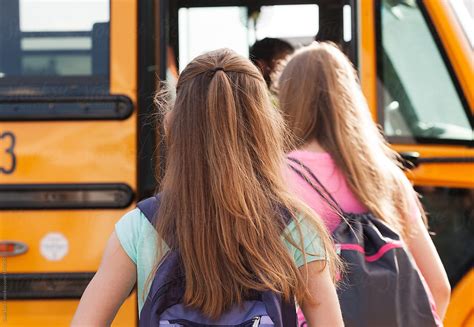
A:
136 194 162 225
262 291 297 327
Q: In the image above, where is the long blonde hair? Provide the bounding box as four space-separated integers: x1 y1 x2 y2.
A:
279 42 422 239
154 48 338 318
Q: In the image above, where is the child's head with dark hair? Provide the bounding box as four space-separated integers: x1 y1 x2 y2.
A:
250 37 294 88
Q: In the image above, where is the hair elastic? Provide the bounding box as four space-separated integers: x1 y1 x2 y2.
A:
211 67 225 73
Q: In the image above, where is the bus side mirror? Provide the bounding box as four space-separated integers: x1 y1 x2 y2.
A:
399 151 420 169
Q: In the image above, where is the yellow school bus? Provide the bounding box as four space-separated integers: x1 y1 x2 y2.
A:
0 0 472 326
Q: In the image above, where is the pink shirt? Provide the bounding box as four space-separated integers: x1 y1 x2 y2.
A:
287 150 438 325
286 150 420 232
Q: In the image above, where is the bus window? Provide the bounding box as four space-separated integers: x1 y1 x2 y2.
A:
177 4 319 71
178 6 250 69
0 0 110 95
377 0 473 143
169 1 356 73
254 4 319 43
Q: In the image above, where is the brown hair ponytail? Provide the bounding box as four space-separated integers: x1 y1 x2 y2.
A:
155 48 337 318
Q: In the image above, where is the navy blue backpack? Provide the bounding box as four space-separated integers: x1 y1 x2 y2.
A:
137 195 298 327
287 157 441 327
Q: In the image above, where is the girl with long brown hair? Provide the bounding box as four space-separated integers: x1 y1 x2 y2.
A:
279 42 450 322
72 48 343 326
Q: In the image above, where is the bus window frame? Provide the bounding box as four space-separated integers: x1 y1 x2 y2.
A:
137 0 160 199
0 0 112 96
374 0 474 147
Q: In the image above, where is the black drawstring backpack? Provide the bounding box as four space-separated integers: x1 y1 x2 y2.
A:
287 157 441 327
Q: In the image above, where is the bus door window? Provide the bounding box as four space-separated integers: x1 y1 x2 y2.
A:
175 4 318 71
163 0 357 78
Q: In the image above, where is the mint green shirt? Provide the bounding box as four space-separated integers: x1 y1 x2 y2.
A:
115 209 326 315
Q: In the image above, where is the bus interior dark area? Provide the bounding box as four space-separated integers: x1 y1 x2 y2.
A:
416 185 474 287
142 0 358 198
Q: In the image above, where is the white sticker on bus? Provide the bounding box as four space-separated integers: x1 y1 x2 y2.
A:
40 232 69 261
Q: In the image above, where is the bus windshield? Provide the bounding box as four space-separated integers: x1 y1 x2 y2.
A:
378 0 473 143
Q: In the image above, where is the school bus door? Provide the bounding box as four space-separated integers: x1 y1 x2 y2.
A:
360 0 474 325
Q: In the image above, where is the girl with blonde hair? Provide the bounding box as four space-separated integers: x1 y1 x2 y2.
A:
72 48 343 326
279 42 451 326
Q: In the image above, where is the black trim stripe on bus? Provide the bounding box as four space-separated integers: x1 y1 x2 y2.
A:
0 95 133 121
0 183 134 210
388 136 474 147
416 157 474 164
5 273 95 299
374 0 473 147
400 152 474 168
